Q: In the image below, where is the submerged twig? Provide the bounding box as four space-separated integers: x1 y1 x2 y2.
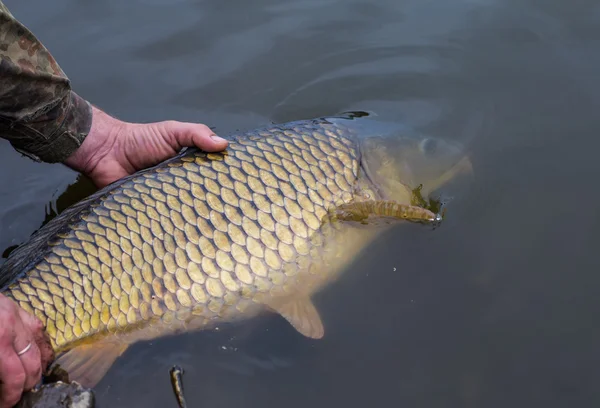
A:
170 365 188 408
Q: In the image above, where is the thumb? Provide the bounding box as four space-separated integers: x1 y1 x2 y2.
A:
162 121 228 152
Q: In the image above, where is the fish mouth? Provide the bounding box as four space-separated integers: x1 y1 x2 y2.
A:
358 144 474 205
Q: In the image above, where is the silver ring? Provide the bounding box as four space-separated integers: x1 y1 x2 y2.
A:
16 341 32 356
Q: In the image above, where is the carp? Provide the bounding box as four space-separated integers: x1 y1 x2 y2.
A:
0 112 472 388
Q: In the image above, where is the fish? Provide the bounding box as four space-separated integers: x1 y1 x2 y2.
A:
0 112 472 389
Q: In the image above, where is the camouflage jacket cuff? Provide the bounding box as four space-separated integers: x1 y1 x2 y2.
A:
4 91 93 163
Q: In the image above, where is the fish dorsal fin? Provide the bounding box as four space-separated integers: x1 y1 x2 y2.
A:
270 297 324 339
53 342 129 388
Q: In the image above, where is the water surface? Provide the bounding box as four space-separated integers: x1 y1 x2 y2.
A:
2 0 600 406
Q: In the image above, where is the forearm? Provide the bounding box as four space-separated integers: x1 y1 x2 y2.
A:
0 1 227 191
0 2 92 163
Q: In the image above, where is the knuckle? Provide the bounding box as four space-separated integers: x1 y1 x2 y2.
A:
199 124 214 136
31 316 43 332
162 120 178 129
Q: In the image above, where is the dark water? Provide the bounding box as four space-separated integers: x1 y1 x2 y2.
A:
2 0 600 406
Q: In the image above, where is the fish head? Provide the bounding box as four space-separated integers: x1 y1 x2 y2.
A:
350 119 474 206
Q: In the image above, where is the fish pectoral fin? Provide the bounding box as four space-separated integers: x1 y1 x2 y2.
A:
270 297 324 339
332 200 441 224
53 342 129 388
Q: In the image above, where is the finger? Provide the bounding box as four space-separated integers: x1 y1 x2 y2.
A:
0 339 26 408
18 308 55 373
162 121 228 152
12 317 42 392
16 341 42 391
33 329 55 375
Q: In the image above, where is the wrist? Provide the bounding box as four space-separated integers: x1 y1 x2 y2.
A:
63 106 126 176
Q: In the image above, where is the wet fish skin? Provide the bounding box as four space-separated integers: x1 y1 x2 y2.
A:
0 113 455 388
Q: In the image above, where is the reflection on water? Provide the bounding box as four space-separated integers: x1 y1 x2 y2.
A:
2 0 600 406
1 174 96 261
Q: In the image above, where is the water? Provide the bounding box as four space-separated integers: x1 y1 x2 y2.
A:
2 0 600 406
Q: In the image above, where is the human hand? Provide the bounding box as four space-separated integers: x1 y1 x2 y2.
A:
0 294 54 408
64 106 229 188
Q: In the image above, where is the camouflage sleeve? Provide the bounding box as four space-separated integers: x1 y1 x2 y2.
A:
0 1 92 163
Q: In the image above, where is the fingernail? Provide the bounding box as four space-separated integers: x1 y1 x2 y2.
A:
210 134 227 143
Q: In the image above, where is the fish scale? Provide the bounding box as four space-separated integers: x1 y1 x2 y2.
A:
3 118 359 347
0 114 452 388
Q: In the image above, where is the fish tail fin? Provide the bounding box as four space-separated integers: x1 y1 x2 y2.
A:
53 342 129 388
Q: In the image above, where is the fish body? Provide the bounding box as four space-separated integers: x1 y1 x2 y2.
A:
0 113 470 387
